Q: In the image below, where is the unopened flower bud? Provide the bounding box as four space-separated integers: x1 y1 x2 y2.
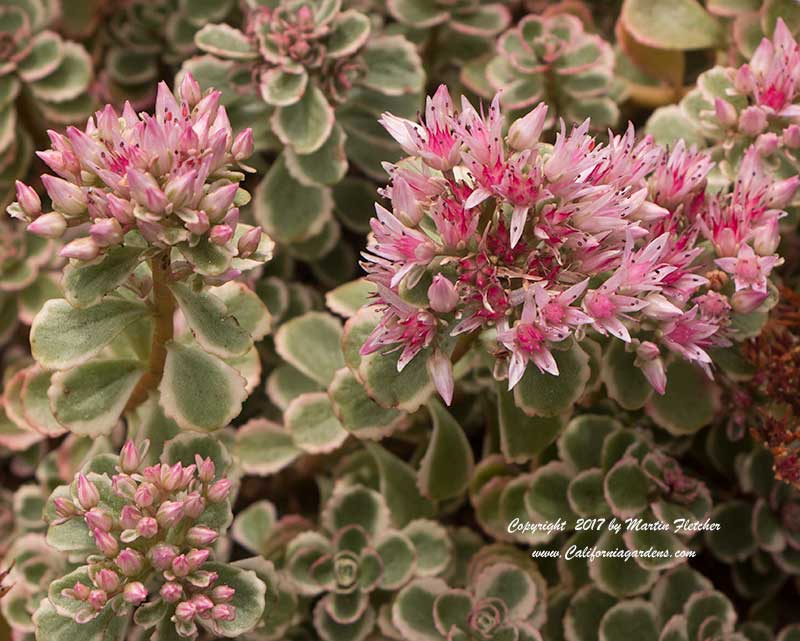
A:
115 548 145 576
15 181 42 217
784 124 800 149
232 129 254 161
93 529 119 557
68 582 91 601
107 193 134 225
427 274 459 313
713 98 737 127
767 176 800 208
209 224 233 245
119 440 141 474
156 500 185 528
164 170 197 207
392 177 422 226
200 183 238 222
136 516 158 538
42 175 87 215
186 548 210 571
180 73 202 107
237 226 262 257
123 581 147 605
739 106 767 136
171 554 191 578
159 462 184 492
732 288 768 313
88 589 108 610
160 581 183 603
186 526 218 547
734 64 754 94
508 103 548 150
211 585 235 602
175 600 197 622
76 474 100 509
207 479 231 503
54 497 79 519
60 237 100 261
94 569 120 593
134 483 155 508
149 543 179 570
755 132 780 156
212 604 236 621
191 594 214 614
85 508 113 532
183 492 206 519
27 212 67 238
90 218 123 247
195 455 216 483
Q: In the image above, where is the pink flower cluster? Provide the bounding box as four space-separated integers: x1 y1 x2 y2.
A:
361 87 795 403
54 440 236 638
8 74 266 280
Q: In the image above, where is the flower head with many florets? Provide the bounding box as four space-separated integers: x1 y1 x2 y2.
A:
360 87 791 404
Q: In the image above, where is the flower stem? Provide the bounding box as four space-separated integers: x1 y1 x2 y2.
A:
125 254 176 413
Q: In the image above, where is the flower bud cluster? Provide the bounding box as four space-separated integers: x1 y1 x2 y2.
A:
7 74 269 283
361 85 793 403
54 440 236 638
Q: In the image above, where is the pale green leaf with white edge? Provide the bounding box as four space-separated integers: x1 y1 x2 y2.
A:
358 345 434 412
162 431 232 477
418 399 474 501
194 23 258 60
497 383 564 463
16 30 64 83
159 341 247 432
392 578 449 641
28 42 92 103
285 123 348 187
274 311 345 386
62 246 144 308
33 599 129 641
198 563 266 637
259 68 308 107
0 403 42 452
646 360 718 435
18 273 62 325
645 105 705 148
621 0 724 50
272 84 335 155
253 154 333 244
599 600 659 641
513 341 590 417
361 36 425 96
285 392 348 454
236 419 301 476
211 281 271 341
170 282 252 359
327 10 371 58
49 360 143 436
20 366 65 437
328 368 406 439
266 364 323 410
601 340 653 411
403 519 452 577
31 298 150 370
387 0 449 27
232 500 277 555
325 279 377 318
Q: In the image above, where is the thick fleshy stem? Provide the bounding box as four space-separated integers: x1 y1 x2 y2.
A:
125 254 176 412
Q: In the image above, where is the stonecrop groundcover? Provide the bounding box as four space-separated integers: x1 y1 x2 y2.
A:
2 0 800 640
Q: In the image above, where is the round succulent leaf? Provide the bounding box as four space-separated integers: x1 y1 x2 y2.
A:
559 414 621 471
762 0 800 34
325 590 370 625
392 577 449 641
287 218 341 262
33 598 129 641
753 498 785 551
601 340 653 411
322 482 390 538
62 245 142 307
650 565 712 623
589 530 657 597
285 123 348 187
432 590 472 637
620 0 724 50
254 154 333 244
497 383 565 462
177 235 233 276
272 85 335 155
285 392 348 454
366 443 436 528
646 360 717 435
0 75 20 110
235 419 300 476
198 562 266 637
644 106 705 147
328 10 371 58
325 279 376 318
403 519 452 577
16 29 64 83
684 591 735 641
474 562 537 620
525 461 577 527
0 400 41 451
162 431 232 478
376 530 417 589
194 23 257 59
275 311 345 386
332 176 379 234
159 340 247 432
31 298 150 370
568 469 610 518
49 360 143 436
328 367 406 440
623 524 687 571
17 273 61 325
313 598 376 641
19 366 64 437
418 399 474 501
563 585 617 641
267 364 323 411
232 500 277 554
210 281 271 341
386 0 449 27
360 35 425 96
105 48 158 86
358 346 434 412
704 501 757 562
514 341 590 417
604 457 650 519
232 556 298 639
616 20 685 88
259 68 308 107
28 41 92 103
599 600 658 641
170 282 253 359
451 4 511 36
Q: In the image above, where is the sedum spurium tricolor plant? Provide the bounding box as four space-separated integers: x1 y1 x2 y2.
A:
4 3 800 641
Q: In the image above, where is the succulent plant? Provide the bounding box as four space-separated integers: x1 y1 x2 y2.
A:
464 12 622 129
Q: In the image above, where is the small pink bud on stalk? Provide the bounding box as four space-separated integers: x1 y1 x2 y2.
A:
635 341 666 395
191 595 214 614
136 516 159 538
784 124 800 149
734 64 755 94
65 582 91 601
738 106 767 136
94 569 120 593
90 218 123 247
232 129 254 161
237 226 262 258
15 181 41 217
753 218 781 255
428 275 459 313
186 526 218 547
392 177 423 226
713 98 737 127
186 548 210 570
134 483 156 508
732 288 768 313
61 237 100 261
180 73 202 108
115 548 145 576
164 170 197 207
107 193 134 225
767 176 800 208
183 492 206 519
207 479 232 503
200 183 239 222
159 462 184 492
54 497 79 519
42 175 87 215
85 508 113 532
150 543 179 570
76 474 100 509
755 132 780 156
175 601 197 622
88 589 108 610
171 554 191 578
160 581 183 603
428 349 454 406
195 455 216 483
212 585 235 602
119 440 141 474
123 582 148 605
93 529 119 557
212 604 236 621
209 224 233 245
157 500 185 528
507 103 548 150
